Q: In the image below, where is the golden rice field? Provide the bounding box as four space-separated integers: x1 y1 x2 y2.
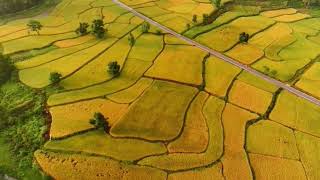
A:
1 0 320 179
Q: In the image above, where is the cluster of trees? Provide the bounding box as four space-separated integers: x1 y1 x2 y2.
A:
0 0 45 16
0 53 13 85
75 19 106 38
89 112 110 132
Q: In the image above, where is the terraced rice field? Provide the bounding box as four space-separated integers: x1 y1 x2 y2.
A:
1 0 320 179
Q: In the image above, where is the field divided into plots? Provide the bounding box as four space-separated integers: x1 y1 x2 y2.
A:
1 0 320 179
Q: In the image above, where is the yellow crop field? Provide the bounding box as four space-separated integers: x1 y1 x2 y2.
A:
0 30 28 43
47 59 152 106
15 40 98 69
60 36 131 90
229 80 273 114
102 5 129 23
237 71 279 93
19 38 117 88
107 23 137 38
107 78 153 104
161 16 192 33
168 163 224 180
138 96 225 171
260 8 297 18
35 150 167 179
54 35 95 48
246 120 299 159
270 91 320 137
295 62 320 98
128 33 164 61
205 56 241 97
110 80 198 141
2 32 77 55
226 44 264 64
295 131 320 180
196 16 275 52
273 13 310 22
264 35 296 61
49 98 128 138
146 45 206 85
221 104 258 180
249 153 307 180
45 130 167 161
164 34 189 45
168 92 209 153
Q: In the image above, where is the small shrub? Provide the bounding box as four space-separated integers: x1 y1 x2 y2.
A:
192 14 197 23
27 20 42 35
239 32 249 43
202 14 209 25
89 112 109 132
49 72 62 84
107 61 120 76
186 23 191 30
91 19 106 39
156 29 162 35
75 22 89 36
141 21 150 33
128 33 135 46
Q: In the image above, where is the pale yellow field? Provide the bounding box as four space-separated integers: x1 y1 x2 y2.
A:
49 98 128 138
54 35 95 48
273 13 310 22
260 8 297 18
226 44 264 64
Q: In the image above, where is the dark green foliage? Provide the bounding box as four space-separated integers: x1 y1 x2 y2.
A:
0 54 13 85
141 21 150 33
186 23 191 30
91 19 106 39
27 20 42 35
211 0 222 9
108 61 120 76
128 33 135 46
202 14 210 25
0 0 46 15
89 112 109 132
49 72 62 84
75 22 89 36
192 14 197 23
239 32 249 43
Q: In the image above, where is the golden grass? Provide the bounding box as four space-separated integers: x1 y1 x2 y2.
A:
15 40 98 69
229 80 273 114
249 23 292 49
45 130 167 161
49 98 128 138
295 131 320 180
273 13 310 22
78 8 103 23
205 56 241 97
168 91 209 153
168 162 224 180
107 23 137 38
295 62 320 98
35 150 167 179
60 35 131 90
249 153 307 180
161 16 192 33
270 91 320 137
246 120 299 159
260 8 297 18
226 44 264 64
128 33 164 61
102 5 128 23
0 30 28 43
110 80 197 141
138 96 225 171
47 59 151 106
136 6 171 18
221 103 258 180
265 35 296 61
107 78 153 104
54 35 95 48
146 45 206 85
164 34 189 45
196 16 275 52
237 71 278 93
19 38 117 88
2 32 77 55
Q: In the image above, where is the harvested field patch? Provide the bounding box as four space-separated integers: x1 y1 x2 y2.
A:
45 130 167 161
205 56 241 97
35 150 167 179
249 153 307 180
228 80 273 114
168 91 209 153
110 80 198 141
138 96 225 171
49 98 128 138
146 45 206 85
270 91 320 137
246 120 299 159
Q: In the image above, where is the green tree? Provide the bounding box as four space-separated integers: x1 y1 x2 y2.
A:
192 14 198 23
49 72 62 84
202 14 209 25
239 32 249 43
141 21 150 33
75 22 89 36
210 0 222 9
27 20 43 35
128 33 135 46
0 53 13 85
107 61 120 76
91 19 106 39
89 112 109 132
186 23 191 30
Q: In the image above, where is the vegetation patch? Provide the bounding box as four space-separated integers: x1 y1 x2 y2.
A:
226 44 264 64
295 62 320 98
